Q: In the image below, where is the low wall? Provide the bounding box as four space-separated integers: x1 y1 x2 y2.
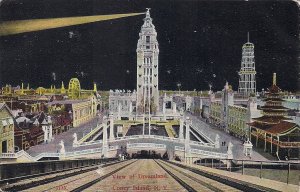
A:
0 158 117 181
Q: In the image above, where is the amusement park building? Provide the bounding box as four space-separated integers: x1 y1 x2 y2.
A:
248 73 300 159
0 103 15 154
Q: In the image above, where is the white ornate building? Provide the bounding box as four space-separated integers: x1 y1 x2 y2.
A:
238 33 256 95
136 9 159 113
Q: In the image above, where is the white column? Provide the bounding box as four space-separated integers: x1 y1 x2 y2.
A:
185 117 191 150
200 99 203 110
270 134 273 153
129 101 133 113
109 114 115 141
179 115 184 140
49 125 53 141
163 102 166 120
173 102 177 114
264 133 267 151
143 83 146 135
117 103 121 120
102 116 108 156
215 134 220 148
277 136 280 154
42 126 47 142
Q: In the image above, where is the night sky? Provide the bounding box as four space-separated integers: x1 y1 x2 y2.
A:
0 0 299 92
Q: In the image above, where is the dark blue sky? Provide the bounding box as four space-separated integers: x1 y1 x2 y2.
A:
0 0 299 92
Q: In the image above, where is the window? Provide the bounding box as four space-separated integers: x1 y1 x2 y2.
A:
146 36 150 43
146 46 150 49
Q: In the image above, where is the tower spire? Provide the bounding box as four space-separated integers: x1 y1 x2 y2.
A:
146 8 151 17
273 73 276 86
93 82 97 92
247 32 249 42
61 81 66 94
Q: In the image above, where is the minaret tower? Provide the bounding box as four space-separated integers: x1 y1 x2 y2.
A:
238 33 256 95
136 8 159 113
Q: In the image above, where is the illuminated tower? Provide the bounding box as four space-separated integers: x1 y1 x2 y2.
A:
238 33 256 95
136 9 159 113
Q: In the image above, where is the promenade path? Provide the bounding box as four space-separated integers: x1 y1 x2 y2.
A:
186 113 273 161
27 113 104 156
27 111 275 162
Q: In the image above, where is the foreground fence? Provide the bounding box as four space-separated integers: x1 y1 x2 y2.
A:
0 157 118 181
183 157 300 185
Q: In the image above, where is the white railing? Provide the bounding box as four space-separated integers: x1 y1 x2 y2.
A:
73 140 103 147
190 124 214 144
109 145 119 150
75 134 215 148
1 147 110 162
33 152 60 161
0 153 16 158
78 124 103 143
190 148 228 159
0 150 36 161
190 141 213 147
64 148 102 157
174 146 185 151
127 143 166 150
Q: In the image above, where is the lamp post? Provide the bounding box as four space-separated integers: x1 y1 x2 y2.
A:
177 82 181 95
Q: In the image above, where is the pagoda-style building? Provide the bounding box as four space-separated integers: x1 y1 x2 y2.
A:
249 73 300 159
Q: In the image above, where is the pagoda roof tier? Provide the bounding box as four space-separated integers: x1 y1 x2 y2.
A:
263 97 284 102
249 121 299 135
260 105 289 110
267 121 298 135
261 111 288 115
248 121 272 130
252 116 292 124
267 84 281 93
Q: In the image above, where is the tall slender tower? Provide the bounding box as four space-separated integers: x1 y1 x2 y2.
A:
238 33 256 95
136 8 159 113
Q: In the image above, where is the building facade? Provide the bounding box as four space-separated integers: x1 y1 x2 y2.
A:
136 9 159 113
0 103 15 154
210 101 222 125
71 96 97 127
109 90 136 119
14 112 47 151
227 105 248 139
208 82 262 140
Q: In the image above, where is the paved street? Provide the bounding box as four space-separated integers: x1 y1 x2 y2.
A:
186 113 274 161
27 110 276 162
27 114 104 156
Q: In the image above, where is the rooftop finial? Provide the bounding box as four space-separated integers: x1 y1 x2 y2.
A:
247 32 249 42
146 8 151 17
273 73 276 86
225 81 229 90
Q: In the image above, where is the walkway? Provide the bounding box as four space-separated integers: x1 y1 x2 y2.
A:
27 113 104 156
186 113 272 161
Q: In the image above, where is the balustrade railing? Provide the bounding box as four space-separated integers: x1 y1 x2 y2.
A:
75 134 215 148
127 143 166 149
